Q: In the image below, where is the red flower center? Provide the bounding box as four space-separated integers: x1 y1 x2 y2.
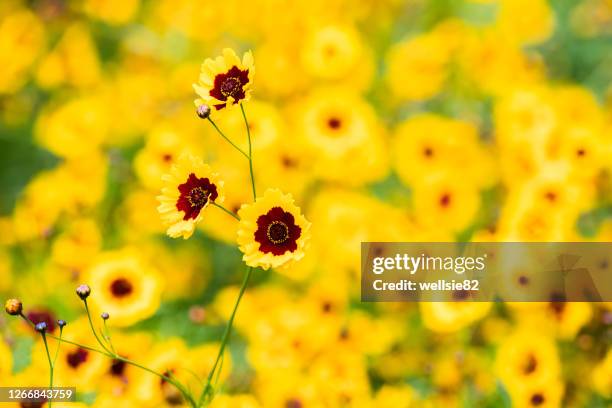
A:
210 66 249 109
67 348 89 368
254 207 301 256
327 117 342 130
176 173 218 220
27 309 57 333
530 393 545 406
110 278 133 298
110 358 127 377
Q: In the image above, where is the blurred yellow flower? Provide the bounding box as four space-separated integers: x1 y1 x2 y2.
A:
293 87 389 185
36 96 110 159
592 348 612 398
0 334 12 385
495 329 561 393
35 23 101 89
85 249 163 326
0 8 45 94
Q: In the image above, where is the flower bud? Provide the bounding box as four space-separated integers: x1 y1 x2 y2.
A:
196 104 211 119
57 319 67 328
35 322 48 333
101 312 109 320
76 284 91 300
4 299 22 316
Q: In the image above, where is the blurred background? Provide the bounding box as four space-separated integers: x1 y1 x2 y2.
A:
0 0 611 406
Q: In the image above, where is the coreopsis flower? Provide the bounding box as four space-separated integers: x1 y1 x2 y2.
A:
85 250 162 327
157 153 224 239
237 189 310 270
193 48 254 111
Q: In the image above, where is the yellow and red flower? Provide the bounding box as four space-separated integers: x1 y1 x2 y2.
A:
193 48 254 111
157 153 225 239
237 189 310 270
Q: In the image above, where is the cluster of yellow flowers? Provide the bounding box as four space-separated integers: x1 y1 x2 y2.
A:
1 0 611 406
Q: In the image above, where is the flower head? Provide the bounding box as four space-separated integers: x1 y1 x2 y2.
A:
157 153 225 239
193 48 254 111
86 249 162 327
4 298 22 316
57 319 67 328
76 284 91 300
35 322 48 333
237 189 311 270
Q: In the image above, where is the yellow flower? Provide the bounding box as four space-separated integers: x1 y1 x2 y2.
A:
292 87 389 185
97 332 153 395
0 9 45 94
0 334 12 385
237 189 311 270
134 124 202 190
371 384 415 407
85 249 162 327
157 153 225 239
209 394 261 408
36 96 110 159
193 48 254 111
592 349 612 398
35 23 101 89
496 0 555 45
385 30 452 101
495 329 560 393
412 175 481 234
301 24 364 80
83 0 140 25
508 379 565 408
420 302 492 333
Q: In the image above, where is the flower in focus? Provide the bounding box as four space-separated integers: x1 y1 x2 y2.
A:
237 189 311 270
85 250 162 327
157 153 225 239
193 48 254 111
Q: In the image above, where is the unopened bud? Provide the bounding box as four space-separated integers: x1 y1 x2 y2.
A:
35 322 48 333
196 104 211 119
101 312 109 320
76 284 91 300
4 299 22 316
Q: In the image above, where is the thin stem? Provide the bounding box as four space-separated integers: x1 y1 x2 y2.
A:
83 300 112 355
52 327 63 367
207 117 250 159
199 266 253 406
241 104 257 200
41 333 54 408
19 313 197 408
102 320 116 355
211 202 240 221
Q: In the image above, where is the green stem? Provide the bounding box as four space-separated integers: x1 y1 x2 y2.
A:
207 117 250 159
199 267 253 406
211 202 240 221
52 327 63 367
102 320 116 355
41 333 53 408
19 314 197 408
241 104 257 200
83 300 112 355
